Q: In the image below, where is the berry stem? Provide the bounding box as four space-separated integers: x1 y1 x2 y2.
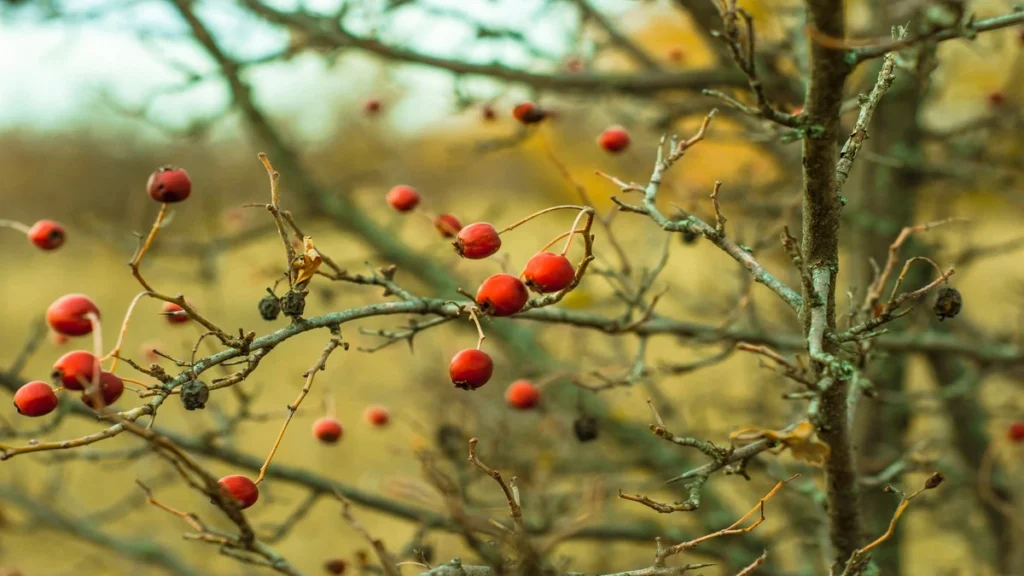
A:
104 291 150 372
129 203 169 293
537 228 586 254
85 312 105 411
496 205 587 235
0 219 32 234
468 308 487 350
561 209 589 255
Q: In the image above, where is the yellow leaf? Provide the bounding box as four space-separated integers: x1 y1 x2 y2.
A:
730 420 830 466
290 236 322 287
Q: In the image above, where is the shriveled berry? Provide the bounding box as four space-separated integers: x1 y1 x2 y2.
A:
597 126 630 153
313 417 343 443
386 185 420 212
1008 422 1024 442
924 472 944 490
147 166 191 203
324 559 347 574
52 350 99 391
505 380 540 409
13 381 59 417
681 230 699 245
81 371 124 409
259 293 281 321
47 294 100 337
282 289 307 318
934 286 962 321
162 302 190 325
454 222 501 259
512 101 546 125
449 349 494 390
573 415 598 442
434 213 463 238
364 405 390 427
523 252 575 293
218 475 259 509
476 274 528 316
181 379 210 411
27 220 65 251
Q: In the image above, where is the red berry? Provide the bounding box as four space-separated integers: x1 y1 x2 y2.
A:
476 274 529 316
386 185 420 212
792 106 804 115
668 48 684 62
597 126 630 153
512 102 546 125
364 405 390 427
46 294 100 337
988 91 1006 108
140 341 162 361
146 166 191 203
218 475 259 509
162 302 190 325
481 106 496 121
449 349 494 390
365 99 382 114
453 222 501 259
13 381 58 417
80 371 124 409
324 559 347 574
523 252 575 293
434 214 463 238
1008 422 1024 442
313 417 343 443
52 350 100 391
505 380 540 409
27 220 65 251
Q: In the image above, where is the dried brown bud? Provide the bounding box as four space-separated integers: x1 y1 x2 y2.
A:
933 286 962 321
924 472 944 490
281 289 307 318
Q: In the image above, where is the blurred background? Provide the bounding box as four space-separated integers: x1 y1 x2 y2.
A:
1 1 1023 575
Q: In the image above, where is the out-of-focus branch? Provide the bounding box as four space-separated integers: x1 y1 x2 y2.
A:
572 0 661 70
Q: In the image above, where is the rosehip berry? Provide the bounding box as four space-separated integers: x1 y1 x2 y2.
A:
313 417 343 443
481 106 496 121
988 91 1006 108
46 294 100 337
476 274 529 316
386 185 420 212
454 222 501 259
13 381 59 417
1008 422 1024 442
324 559 347 574
449 349 494 390
52 350 99 391
364 405 390 427
146 166 191 203
505 380 540 410
365 99 382 114
523 252 575 293
162 302 191 324
218 475 259 509
434 213 463 238
81 371 124 409
597 126 630 153
512 101 546 125
27 220 65 251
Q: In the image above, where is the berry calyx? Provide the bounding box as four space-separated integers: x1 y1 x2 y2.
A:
523 252 575 293
27 220 65 251
46 294 100 337
476 274 529 316
81 371 124 409
364 99 382 115
505 380 540 409
52 350 100 391
313 417 343 443
146 166 191 203
386 185 420 212
434 213 463 238
13 381 59 417
453 222 501 259
512 101 546 125
449 349 494 390
1008 422 1024 442
597 126 630 153
364 405 390 427
162 302 191 325
218 475 259 509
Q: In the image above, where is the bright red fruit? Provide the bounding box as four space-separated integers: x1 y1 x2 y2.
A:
434 213 463 238
146 166 191 203
313 417 343 443
80 371 124 409
218 475 259 509
524 252 575 293
52 350 100 391
162 302 190 324
365 99 382 114
597 126 630 153
512 102 546 125
450 349 494 390
386 185 420 212
28 220 65 250
454 222 501 259
477 274 529 316
1008 422 1024 442
505 380 540 409
364 405 390 427
47 294 100 337
13 381 59 417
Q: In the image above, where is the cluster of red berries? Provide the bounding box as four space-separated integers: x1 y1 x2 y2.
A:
510 101 631 154
385 185 465 239
308 406 391 444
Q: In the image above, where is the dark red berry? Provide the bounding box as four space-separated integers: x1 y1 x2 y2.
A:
1008 422 1024 442
218 475 259 509
13 381 59 417
324 559 347 574
27 220 65 250
449 349 494 390
81 371 124 409
434 214 463 238
598 126 630 153
523 252 575 293
313 417 343 443
512 102 546 125
52 350 99 391
364 405 390 427
481 106 496 121
365 99 382 114
453 222 501 259
386 185 420 212
146 166 191 203
988 91 1006 108
476 274 528 316
505 380 540 409
47 294 100 337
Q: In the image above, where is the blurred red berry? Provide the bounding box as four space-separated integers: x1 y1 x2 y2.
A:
13 381 59 417
146 166 191 203
792 106 804 115
162 302 191 325
313 417 343 443
46 294 100 337
668 48 684 62
434 213 463 238
988 91 1006 108
1008 422 1024 442
505 380 540 409
597 126 630 153
386 185 420 212
52 350 99 391
324 559 347 574
80 371 124 409
524 252 575 293
364 99 382 114
27 220 65 251
364 405 390 427
481 106 496 121
449 349 494 390
512 102 546 125
218 475 259 509
476 274 529 316
140 341 162 361
454 222 501 259
566 56 583 73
